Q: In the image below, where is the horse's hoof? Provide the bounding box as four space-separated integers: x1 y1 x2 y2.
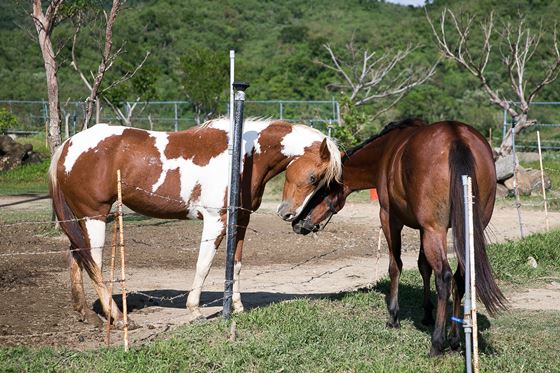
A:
385 320 401 329
113 319 140 330
449 335 461 351
429 346 444 357
187 308 206 322
80 310 104 328
233 304 245 314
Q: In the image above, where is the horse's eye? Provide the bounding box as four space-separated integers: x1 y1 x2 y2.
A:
309 175 317 184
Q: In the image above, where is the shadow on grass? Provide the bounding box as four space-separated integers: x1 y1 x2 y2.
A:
95 289 335 315
331 278 497 355
93 278 497 354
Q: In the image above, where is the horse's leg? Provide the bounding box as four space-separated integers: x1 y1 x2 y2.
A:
233 212 250 313
67 251 104 327
186 213 225 320
80 218 126 327
380 208 404 328
421 228 453 356
418 245 435 326
449 268 465 350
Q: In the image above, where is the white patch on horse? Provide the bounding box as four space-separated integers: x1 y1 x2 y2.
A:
242 119 272 156
85 219 106 268
150 131 171 192
206 117 273 156
64 124 125 174
151 146 230 216
152 118 274 210
280 125 324 157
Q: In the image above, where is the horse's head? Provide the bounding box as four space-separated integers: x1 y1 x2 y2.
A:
277 137 342 222
290 180 347 235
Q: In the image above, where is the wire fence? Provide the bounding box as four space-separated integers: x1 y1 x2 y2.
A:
502 102 560 151
0 171 376 342
0 99 341 136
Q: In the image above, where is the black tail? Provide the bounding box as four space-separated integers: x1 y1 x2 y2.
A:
48 147 95 269
449 140 507 316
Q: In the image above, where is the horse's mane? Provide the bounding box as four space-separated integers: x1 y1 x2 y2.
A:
283 123 342 185
200 117 342 184
345 118 427 158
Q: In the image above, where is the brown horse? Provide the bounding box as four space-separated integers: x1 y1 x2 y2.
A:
288 119 506 356
49 118 341 328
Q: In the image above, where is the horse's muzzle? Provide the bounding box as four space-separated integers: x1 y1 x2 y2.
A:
292 216 319 235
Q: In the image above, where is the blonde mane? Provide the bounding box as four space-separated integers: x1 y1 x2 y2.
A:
292 123 342 185
201 118 342 184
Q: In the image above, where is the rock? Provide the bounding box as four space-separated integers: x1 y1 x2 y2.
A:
495 183 510 198
503 174 532 196
0 135 42 172
523 168 551 192
502 167 551 196
495 154 515 181
527 256 538 269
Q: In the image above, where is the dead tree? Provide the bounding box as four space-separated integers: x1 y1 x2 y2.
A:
70 0 149 129
320 36 437 130
427 9 560 155
31 0 63 154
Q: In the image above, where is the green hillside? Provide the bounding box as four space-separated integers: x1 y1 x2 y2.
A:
1 0 560 139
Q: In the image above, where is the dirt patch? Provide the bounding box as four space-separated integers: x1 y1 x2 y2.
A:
0 196 559 349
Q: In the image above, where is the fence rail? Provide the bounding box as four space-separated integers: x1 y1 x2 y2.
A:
0 99 341 136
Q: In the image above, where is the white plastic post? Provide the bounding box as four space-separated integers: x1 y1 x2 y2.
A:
466 177 479 373
229 50 235 136
462 175 473 373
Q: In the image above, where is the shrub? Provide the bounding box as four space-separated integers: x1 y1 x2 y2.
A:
0 107 18 134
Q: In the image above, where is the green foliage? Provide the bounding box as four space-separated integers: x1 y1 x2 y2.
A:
0 107 18 134
2 0 560 141
0 159 49 195
488 229 560 283
178 47 229 123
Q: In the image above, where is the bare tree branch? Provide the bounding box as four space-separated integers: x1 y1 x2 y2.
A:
80 0 122 129
319 37 437 108
427 9 560 155
100 51 151 94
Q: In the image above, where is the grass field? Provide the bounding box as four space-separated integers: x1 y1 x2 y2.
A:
1 230 559 372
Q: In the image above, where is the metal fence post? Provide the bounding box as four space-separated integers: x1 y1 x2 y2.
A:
223 81 249 319
462 175 473 373
174 102 179 132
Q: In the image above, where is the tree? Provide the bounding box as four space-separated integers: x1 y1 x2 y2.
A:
319 35 437 142
31 0 64 154
69 0 150 129
179 48 229 125
427 9 560 156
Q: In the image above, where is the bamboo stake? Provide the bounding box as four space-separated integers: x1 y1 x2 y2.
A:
374 227 383 281
537 131 550 232
117 169 129 352
105 212 118 346
467 177 479 373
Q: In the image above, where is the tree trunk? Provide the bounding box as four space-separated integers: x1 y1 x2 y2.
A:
498 113 533 156
32 2 61 154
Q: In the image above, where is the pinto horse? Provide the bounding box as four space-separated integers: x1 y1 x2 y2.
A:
49 118 341 328
288 119 506 356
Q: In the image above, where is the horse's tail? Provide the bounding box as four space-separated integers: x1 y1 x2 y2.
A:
49 144 95 268
449 140 507 316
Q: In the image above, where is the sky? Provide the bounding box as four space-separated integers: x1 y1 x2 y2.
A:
385 0 426 6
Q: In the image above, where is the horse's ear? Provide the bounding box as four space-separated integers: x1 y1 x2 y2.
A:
320 138 330 161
